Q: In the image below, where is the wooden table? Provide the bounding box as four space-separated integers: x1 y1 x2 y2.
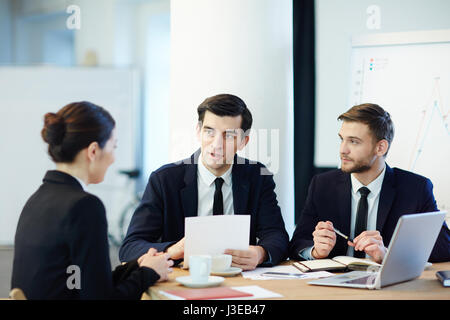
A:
144 261 450 300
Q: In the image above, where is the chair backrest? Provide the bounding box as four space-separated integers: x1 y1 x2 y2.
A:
9 288 27 300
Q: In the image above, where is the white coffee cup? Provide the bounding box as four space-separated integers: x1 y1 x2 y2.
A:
211 254 232 272
189 255 212 283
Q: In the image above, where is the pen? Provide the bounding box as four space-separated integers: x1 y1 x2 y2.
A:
333 227 353 242
261 272 306 278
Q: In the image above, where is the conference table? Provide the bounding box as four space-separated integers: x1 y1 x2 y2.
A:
143 261 450 300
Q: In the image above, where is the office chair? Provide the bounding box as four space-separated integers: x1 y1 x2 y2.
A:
9 288 27 300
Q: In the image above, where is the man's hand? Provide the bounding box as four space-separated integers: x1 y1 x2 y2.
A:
348 230 386 263
224 245 267 271
311 221 336 259
166 237 185 260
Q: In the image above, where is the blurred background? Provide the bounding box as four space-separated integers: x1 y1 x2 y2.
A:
0 0 449 297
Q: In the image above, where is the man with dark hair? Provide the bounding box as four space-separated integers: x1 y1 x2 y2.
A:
120 94 289 270
289 103 450 263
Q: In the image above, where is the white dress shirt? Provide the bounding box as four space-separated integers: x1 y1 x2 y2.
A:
300 164 386 260
197 154 234 216
347 164 386 256
58 171 86 190
74 176 87 190
196 155 273 263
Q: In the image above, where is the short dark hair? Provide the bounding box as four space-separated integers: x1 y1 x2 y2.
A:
338 103 394 152
41 101 115 163
197 94 253 133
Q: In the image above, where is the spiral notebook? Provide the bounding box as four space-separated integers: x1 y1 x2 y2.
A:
293 256 381 272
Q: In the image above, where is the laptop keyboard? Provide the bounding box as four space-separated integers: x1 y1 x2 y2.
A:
344 275 376 285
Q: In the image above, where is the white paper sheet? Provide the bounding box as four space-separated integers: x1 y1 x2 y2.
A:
183 215 250 268
242 265 334 280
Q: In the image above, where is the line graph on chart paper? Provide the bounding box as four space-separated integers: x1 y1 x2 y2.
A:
350 58 450 214
408 77 450 171
349 32 450 220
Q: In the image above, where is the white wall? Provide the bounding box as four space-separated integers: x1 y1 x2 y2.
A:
7 0 75 66
0 0 170 244
13 0 66 14
70 0 171 185
315 0 450 167
14 13 73 65
135 0 171 182
0 67 139 245
1 0 294 240
0 0 12 64
72 0 117 66
170 0 295 236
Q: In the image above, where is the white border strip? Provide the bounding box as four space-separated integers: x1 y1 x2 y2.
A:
352 29 450 47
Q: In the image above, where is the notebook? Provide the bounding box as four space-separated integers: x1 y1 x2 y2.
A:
436 271 450 287
162 287 254 300
293 256 381 272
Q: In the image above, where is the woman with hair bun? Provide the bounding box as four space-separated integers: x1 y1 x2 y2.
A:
11 101 173 300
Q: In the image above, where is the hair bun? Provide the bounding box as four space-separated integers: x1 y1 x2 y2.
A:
41 112 66 145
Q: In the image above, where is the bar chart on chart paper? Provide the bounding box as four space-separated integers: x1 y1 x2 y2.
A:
349 30 450 215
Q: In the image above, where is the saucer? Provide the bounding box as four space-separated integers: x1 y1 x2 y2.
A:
175 276 225 288
211 267 243 277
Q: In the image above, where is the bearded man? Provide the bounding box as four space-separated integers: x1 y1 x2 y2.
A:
289 103 450 263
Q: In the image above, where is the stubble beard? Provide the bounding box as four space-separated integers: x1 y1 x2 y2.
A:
340 157 374 174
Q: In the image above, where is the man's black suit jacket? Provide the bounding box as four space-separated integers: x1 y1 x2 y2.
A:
119 150 289 266
289 165 450 262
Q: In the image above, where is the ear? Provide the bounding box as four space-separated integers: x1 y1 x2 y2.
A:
86 141 100 162
196 121 202 142
237 135 250 151
376 139 389 157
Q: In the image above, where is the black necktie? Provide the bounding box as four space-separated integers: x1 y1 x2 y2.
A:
213 178 224 215
354 186 370 258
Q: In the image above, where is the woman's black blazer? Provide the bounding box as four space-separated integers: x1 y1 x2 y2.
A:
11 170 159 299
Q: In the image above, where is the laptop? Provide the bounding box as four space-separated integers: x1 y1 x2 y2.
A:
308 211 446 289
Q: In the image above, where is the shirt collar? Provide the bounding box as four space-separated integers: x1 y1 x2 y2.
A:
54 169 87 190
73 175 87 190
198 152 233 187
350 163 386 198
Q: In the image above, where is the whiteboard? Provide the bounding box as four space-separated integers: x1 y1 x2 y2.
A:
348 30 450 218
0 66 140 245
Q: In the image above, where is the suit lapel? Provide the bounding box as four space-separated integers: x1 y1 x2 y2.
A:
180 150 200 218
181 152 251 216
337 171 352 236
376 164 396 231
232 155 250 215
